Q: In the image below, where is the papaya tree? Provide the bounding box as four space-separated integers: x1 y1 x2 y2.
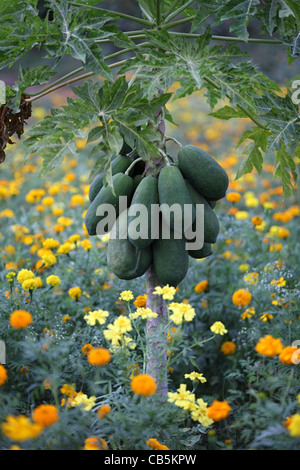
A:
0 0 299 395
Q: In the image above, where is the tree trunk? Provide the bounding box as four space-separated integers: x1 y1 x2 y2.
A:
145 264 168 396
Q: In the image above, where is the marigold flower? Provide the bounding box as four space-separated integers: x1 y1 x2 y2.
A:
133 294 147 308
10 310 33 329
60 383 76 397
84 309 109 326
1 415 43 441
32 404 59 427
194 280 208 294
97 405 111 419
43 238 60 250
167 384 195 410
119 290 134 302
226 192 241 203
210 321 227 335
81 343 93 355
184 371 207 383
88 347 111 366
21 278 37 291
131 373 157 396
190 398 214 427
255 335 283 357
129 307 158 320
83 436 108 450
17 269 35 284
168 302 196 324
46 275 61 288
235 210 249 220
113 315 132 334
0 364 8 386
279 346 300 365
68 286 82 300
146 438 169 450
153 285 176 300
288 414 300 437
207 400 232 422
221 341 236 355
70 393 96 411
79 239 92 251
232 288 252 307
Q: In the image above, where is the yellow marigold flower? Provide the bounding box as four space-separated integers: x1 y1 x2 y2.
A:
133 294 147 308
79 239 92 251
0 209 15 218
57 242 74 255
88 347 111 366
68 287 82 300
270 276 286 288
210 321 228 336
57 216 73 227
194 280 208 294
1 415 43 441
10 310 32 329
84 309 109 326
221 341 236 355
52 207 64 217
46 275 61 288
226 192 241 203
207 400 232 422
131 373 157 396
32 404 59 428
278 227 290 239
97 405 111 419
113 315 132 334
42 253 57 267
17 269 35 284
153 285 176 300
190 398 214 427
260 313 273 322
6 271 16 281
279 346 300 365
168 302 196 324
42 196 55 207
255 335 283 357
70 194 85 206
103 324 123 347
0 364 8 386
245 197 259 208
146 438 169 450
119 290 134 302
184 372 207 383
21 278 37 291
243 272 259 285
239 263 249 273
60 383 76 397
289 414 300 437
70 393 96 411
129 307 158 320
69 234 81 243
167 384 195 410
235 210 249 220
232 288 252 307
83 436 108 450
43 238 60 250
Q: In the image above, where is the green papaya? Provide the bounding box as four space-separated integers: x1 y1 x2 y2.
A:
185 180 220 244
128 175 159 250
158 165 195 233
132 174 143 192
107 209 152 280
84 172 133 236
188 242 212 260
153 220 189 287
88 155 132 202
178 145 229 200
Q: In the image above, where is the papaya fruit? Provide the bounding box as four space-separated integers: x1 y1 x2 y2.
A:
158 165 195 233
152 219 189 287
188 242 212 260
128 175 159 250
107 209 152 280
178 145 229 201
132 174 143 193
88 155 132 202
84 172 133 236
185 180 220 244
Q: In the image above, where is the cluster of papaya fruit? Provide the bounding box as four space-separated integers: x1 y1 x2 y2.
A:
85 144 229 287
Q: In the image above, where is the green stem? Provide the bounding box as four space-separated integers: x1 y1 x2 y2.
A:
156 0 162 26
163 15 196 30
164 0 195 23
125 157 143 175
162 0 182 19
68 1 153 27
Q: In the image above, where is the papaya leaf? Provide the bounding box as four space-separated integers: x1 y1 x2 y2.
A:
209 105 248 120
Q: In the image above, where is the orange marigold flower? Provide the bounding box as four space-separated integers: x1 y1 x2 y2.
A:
279 346 300 365
232 289 252 308
87 347 111 366
251 216 263 226
146 438 169 450
9 310 33 329
0 364 8 386
83 436 108 450
207 400 232 422
226 192 241 203
32 404 59 427
81 343 93 355
97 405 111 419
255 335 283 357
221 341 236 355
194 280 208 294
130 373 157 396
133 294 147 308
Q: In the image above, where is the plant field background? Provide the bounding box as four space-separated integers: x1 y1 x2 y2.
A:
0 85 300 450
